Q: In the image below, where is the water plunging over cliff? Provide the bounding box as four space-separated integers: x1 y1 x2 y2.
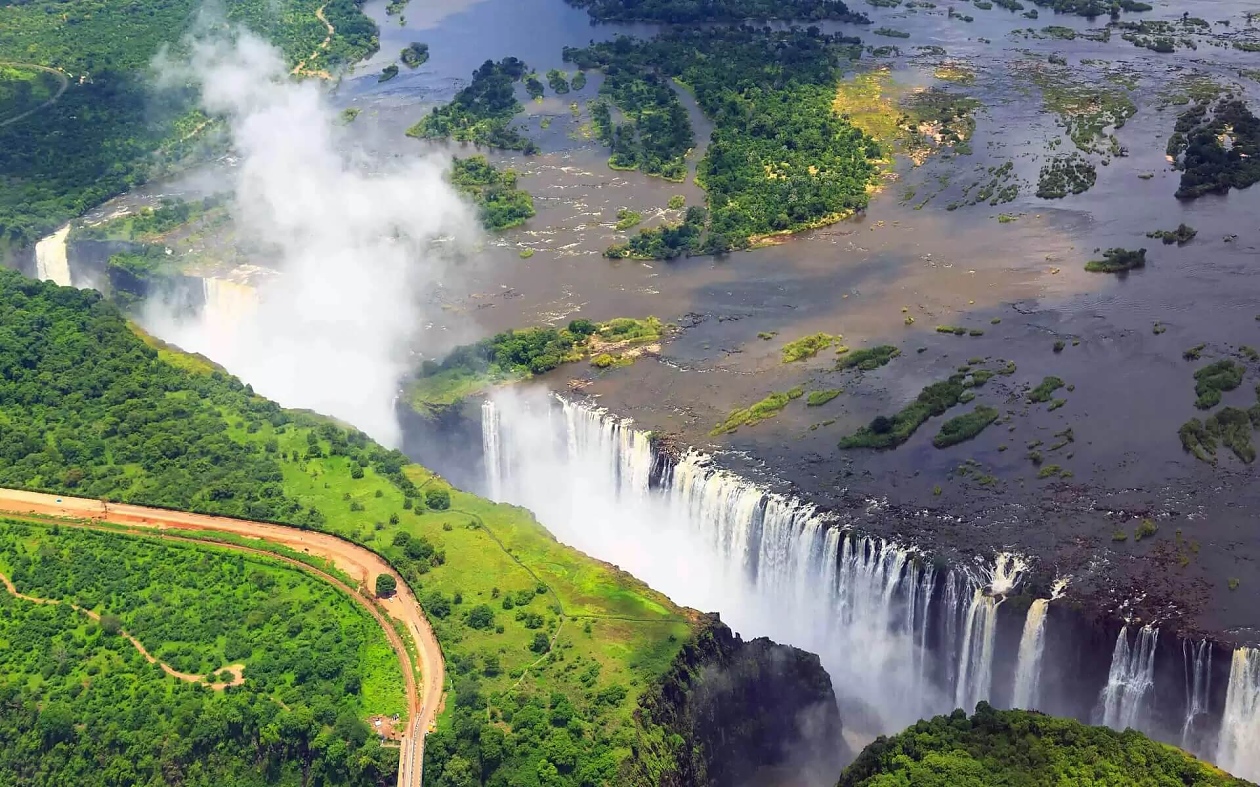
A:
1218 648 1260 780
474 392 1260 763
34 224 72 286
481 393 988 734
1099 626 1159 732
1182 639 1212 753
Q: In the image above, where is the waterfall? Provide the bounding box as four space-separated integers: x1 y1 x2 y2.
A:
1011 578 1067 711
1181 639 1212 754
481 399 502 501
1217 647 1260 781
34 224 72 286
1011 600 1049 710
481 392 966 734
200 276 257 326
1099 626 1159 731
955 589 1001 713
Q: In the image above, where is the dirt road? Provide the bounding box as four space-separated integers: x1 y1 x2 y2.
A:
0 61 70 129
0 488 444 787
291 5 335 80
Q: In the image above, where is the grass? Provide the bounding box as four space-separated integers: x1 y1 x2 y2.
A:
839 377 965 449
1134 519 1158 540
782 332 841 362
936 325 967 335
1028 376 1065 403
836 344 900 371
1085 247 1147 273
712 391 795 435
1194 360 1244 409
933 406 999 448
615 209 643 230
807 389 843 407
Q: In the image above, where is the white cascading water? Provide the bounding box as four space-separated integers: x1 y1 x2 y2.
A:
954 553 1026 713
34 224 73 286
481 392 990 735
1011 577 1068 711
1181 638 1212 754
200 277 257 327
1099 625 1159 731
1217 647 1260 781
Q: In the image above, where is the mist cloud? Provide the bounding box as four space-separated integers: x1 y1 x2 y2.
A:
149 28 477 446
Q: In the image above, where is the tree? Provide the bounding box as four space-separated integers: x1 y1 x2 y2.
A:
426 489 451 510
99 613 123 635
375 574 397 598
466 604 494 629
530 632 551 654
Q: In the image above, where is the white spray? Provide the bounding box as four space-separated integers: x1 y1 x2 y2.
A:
1011 577 1069 710
148 29 477 446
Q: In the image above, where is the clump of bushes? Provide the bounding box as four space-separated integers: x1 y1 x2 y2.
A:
782 332 841 363
836 345 900 371
807 389 843 407
1193 359 1244 409
1146 224 1197 245
1085 248 1146 273
1028 376 1065 403
933 406 999 448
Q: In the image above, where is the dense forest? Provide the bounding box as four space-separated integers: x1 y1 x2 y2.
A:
567 27 880 254
839 703 1250 786
0 271 694 787
0 520 400 786
406 58 540 153
449 155 536 231
0 0 377 252
563 0 870 23
1167 98 1260 199
590 66 694 181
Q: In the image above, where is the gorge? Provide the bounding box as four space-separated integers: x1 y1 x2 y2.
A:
407 390 1260 778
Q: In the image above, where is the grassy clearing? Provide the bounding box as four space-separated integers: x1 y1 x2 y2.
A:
933 406 999 448
1028 376 1065 403
782 332 841 363
712 389 802 435
836 344 900 371
1193 360 1244 409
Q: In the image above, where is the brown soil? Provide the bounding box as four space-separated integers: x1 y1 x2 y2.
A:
291 5 335 80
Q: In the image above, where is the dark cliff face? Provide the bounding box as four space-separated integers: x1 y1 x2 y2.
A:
627 614 848 787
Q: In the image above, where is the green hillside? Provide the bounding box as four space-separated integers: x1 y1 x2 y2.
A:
839 703 1252 787
0 269 696 785
0 0 377 252
0 519 402 786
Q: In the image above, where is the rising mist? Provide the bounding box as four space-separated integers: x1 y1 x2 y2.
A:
148 26 477 446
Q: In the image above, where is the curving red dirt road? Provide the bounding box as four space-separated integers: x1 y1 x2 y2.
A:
0 488 443 787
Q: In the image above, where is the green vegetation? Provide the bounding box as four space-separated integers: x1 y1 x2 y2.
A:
873 27 911 38
1134 518 1158 540
782 332 842 363
571 71 588 91
807 389 843 406
340 107 361 124
836 344 901 371
668 195 686 209
0 0 379 250
614 209 643 230
933 406 999 448
712 391 795 435
0 523 401 786
1167 98 1260 200
1028 376 1065 403
563 0 871 22
567 27 880 252
587 67 693 181
1184 343 1206 361
605 206 707 260
401 42 429 68
408 317 662 413
841 704 1249 787
546 69 571 94
839 377 965 449
449 155 536 231
1085 247 1146 273
1147 224 1197 245
0 271 705 787
937 325 967 336
1036 153 1097 198
1193 359 1244 409
379 64 399 82
406 58 540 153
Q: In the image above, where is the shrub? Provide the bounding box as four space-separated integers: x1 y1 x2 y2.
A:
836 345 900 371
1194 360 1244 409
1028 376 1065 403
933 406 999 448
426 488 451 510
375 574 397 598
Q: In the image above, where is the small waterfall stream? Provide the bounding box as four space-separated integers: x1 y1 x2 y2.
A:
476 392 1260 769
1099 626 1159 731
1182 638 1212 753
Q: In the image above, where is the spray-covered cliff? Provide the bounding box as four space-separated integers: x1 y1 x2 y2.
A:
628 614 846 787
